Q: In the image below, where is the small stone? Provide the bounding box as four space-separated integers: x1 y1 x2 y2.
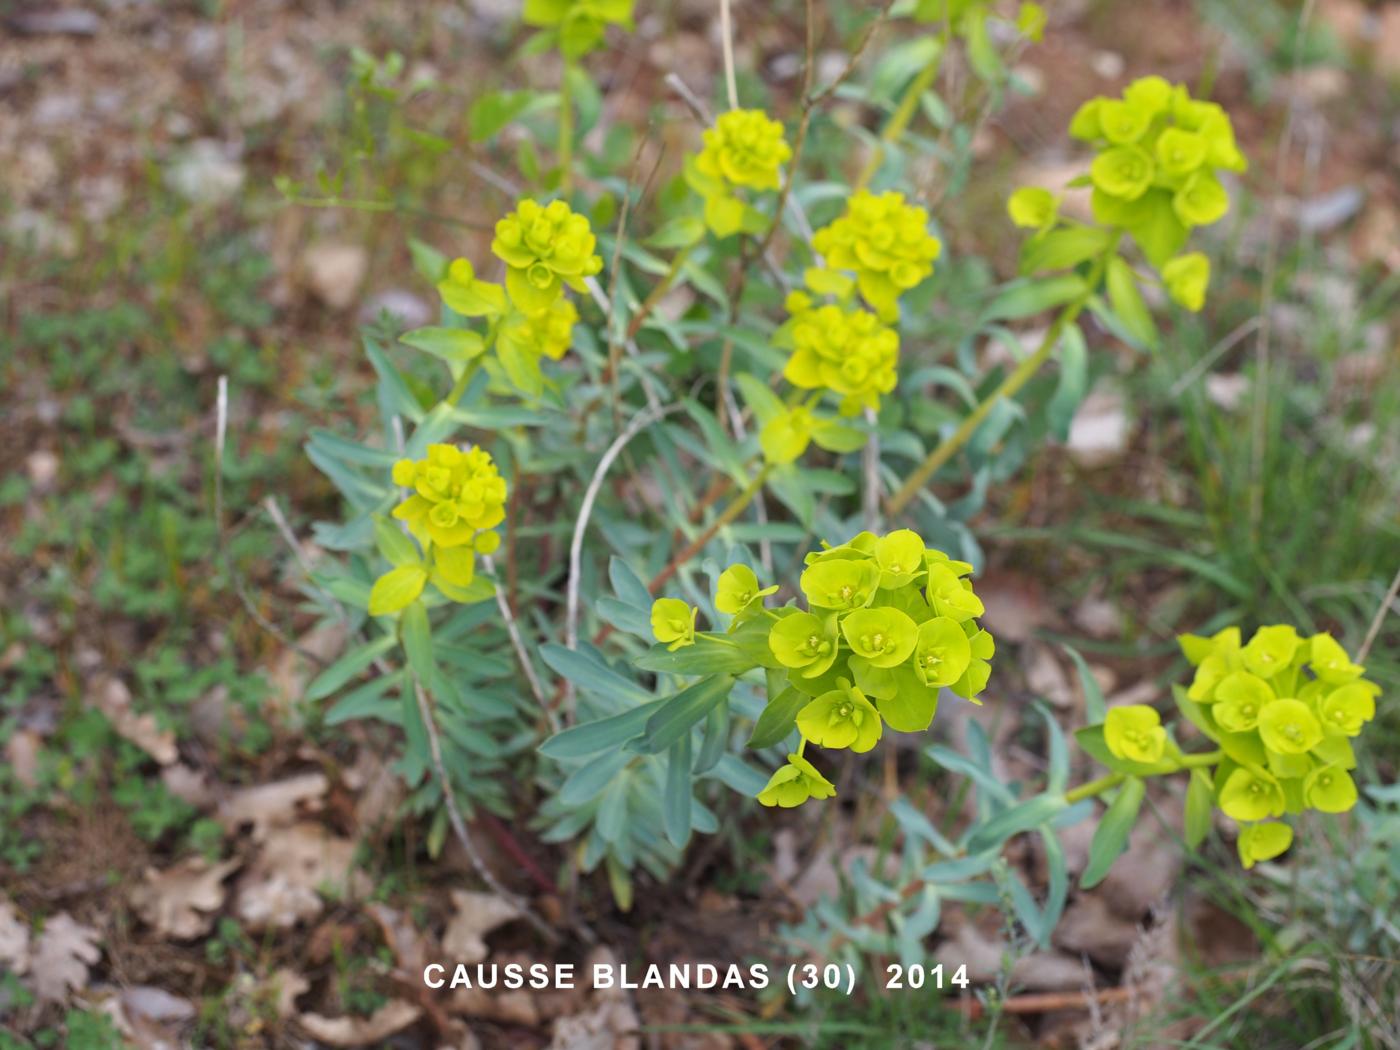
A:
165 140 246 207
26 451 60 490
303 243 369 312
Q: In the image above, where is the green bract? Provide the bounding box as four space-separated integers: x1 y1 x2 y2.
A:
522 0 634 57
809 191 942 321
796 680 882 753
840 606 918 668
650 598 696 651
801 558 881 612
715 563 778 618
757 752 837 808
912 617 972 689
1212 672 1273 733
1237 822 1293 870
1257 698 1323 756
769 610 840 678
779 294 900 416
1303 765 1357 813
1007 186 1058 231
491 198 604 314
1318 682 1377 737
1104 705 1167 764
1219 766 1285 822
1162 252 1210 312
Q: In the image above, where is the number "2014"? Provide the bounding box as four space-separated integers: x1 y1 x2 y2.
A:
884 963 970 990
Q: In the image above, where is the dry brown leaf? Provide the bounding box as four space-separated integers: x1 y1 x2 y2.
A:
298 999 421 1047
218 772 328 841
161 763 215 809
441 890 520 965
234 822 369 929
0 897 30 975
29 912 101 1003
547 946 639 1050
367 902 428 974
130 857 241 939
92 675 177 766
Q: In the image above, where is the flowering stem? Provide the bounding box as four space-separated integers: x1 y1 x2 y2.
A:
1177 749 1224 768
558 58 576 193
885 240 1118 517
1064 772 1124 804
854 43 943 192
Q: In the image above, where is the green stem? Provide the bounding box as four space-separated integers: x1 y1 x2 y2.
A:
1177 749 1224 769
648 463 774 594
558 59 575 193
886 237 1120 517
1065 772 1124 805
854 43 944 192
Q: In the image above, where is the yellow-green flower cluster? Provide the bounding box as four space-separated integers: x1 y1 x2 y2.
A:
778 291 900 416
756 529 994 807
522 0 634 58
1178 625 1377 868
810 191 942 321
492 198 604 315
367 444 507 615
686 109 792 238
1011 77 1243 313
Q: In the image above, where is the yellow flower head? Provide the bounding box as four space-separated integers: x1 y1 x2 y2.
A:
757 752 837 808
780 297 900 415
391 444 508 550
501 296 579 363
811 191 941 321
650 598 697 651
1237 821 1292 869
695 109 792 192
1104 704 1167 764
492 198 604 314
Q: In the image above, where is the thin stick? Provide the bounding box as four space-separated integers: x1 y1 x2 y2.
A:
665 73 713 126
563 403 681 717
1356 566 1400 665
413 680 558 944
1166 316 1262 398
481 554 556 734
719 0 739 110
214 376 228 528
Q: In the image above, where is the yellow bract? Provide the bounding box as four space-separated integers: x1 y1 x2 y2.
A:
696 109 792 192
811 191 941 321
391 444 508 549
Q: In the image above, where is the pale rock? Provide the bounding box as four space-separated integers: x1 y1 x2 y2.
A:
303 242 369 311
1205 372 1248 411
165 139 246 207
1066 386 1131 467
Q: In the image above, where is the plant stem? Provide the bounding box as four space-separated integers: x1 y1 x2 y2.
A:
648 463 774 594
1065 772 1124 805
854 43 943 192
886 240 1119 517
1177 749 1224 769
558 59 575 193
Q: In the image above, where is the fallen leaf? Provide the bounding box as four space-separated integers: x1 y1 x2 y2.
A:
218 772 328 840
130 857 241 939
161 764 215 809
92 675 177 766
4 729 41 790
0 896 30 974
441 890 520 965
368 902 428 974
235 822 369 929
121 985 196 1023
299 1000 422 1047
29 912 101 1003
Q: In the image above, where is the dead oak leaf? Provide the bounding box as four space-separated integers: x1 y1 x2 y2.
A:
234 822 369 930
130 857 241 940
218 772 328 841
298 999 422 1047
441 890 520 965
29 912 101 1003
0 896 30 974
92 675 177 766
